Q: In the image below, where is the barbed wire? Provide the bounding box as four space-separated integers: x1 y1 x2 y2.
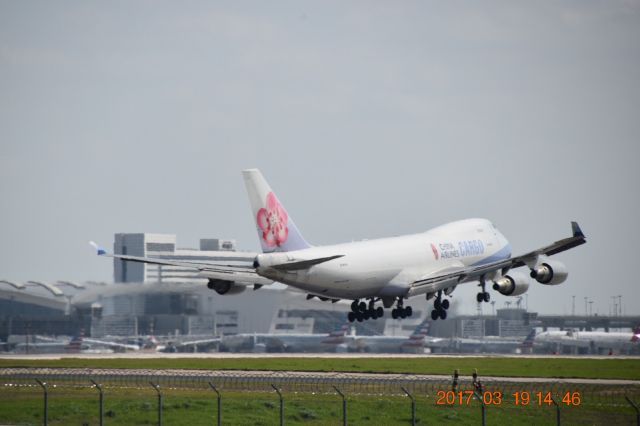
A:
1 368 639 405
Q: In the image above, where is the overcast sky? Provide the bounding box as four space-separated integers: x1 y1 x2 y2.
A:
1 1 639 315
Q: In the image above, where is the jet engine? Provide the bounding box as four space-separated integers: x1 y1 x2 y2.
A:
530 260 568 285
207 279 246 295
492 271 530 296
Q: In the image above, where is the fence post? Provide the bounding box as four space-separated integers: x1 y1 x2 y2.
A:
35 379 48 426
550 396 561 426
90 379 104 426
333 386 347 426
150 382 163 426
625 395 640 426
471 369 485 426
452 369 459 392
208 382 221 426
473 391 486 426
401 386 416 426
271 384 284 426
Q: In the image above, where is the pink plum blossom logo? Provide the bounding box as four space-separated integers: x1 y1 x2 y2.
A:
257 192 289 247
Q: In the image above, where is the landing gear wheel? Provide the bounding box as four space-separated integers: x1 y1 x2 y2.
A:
369 308 377 320
376 307 384 318
442 299 450 310
483 292 490 303
476 292 484 303
351 300 359 311
363 310 370 320
399 309 407 319
356 312 364 322
359 302 367 312
431 309 439 321
348 312 355 322
434 299 441 310
405 306 413 317
392 309 398 319
439 309 447 320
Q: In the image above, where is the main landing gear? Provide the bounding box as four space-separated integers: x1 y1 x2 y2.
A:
391 298 413 319
348 298 384 322
431 290 450 320
476 278 490 303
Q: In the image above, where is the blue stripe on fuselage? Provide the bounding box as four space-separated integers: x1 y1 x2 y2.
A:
471 243 512 266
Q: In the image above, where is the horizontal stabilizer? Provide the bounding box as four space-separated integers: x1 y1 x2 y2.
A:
272 255 344 271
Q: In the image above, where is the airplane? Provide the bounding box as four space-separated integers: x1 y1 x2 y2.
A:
10 333 139 354
446 329 537 354
535 327 640 354
218 324 351 353
349 320 447 353
92 169 586 323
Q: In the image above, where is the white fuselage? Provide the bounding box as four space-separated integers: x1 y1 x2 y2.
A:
255 218 511 300
537 330 638 350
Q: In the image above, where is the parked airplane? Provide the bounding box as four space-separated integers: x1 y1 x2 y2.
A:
349 320 447 353
535 327 640 354
92 169 586 322
447 329 537 354
11 333 139 354
219 324 351 353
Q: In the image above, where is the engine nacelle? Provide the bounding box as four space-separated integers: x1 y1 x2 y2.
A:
492 272 530 296
253 253 289 269
530 260 568 285
207 279 246 295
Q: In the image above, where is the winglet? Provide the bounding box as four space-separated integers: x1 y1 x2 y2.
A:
89 241 107 256
571 222 585 239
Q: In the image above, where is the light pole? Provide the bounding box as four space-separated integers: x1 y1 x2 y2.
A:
618 295 622 316
584 297 588 316
572 295 575 316
611 296 616 317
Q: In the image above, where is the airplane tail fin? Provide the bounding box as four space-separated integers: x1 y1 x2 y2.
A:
406 320 431 342
322 322 351 344
412 320 431 338
242 169 311 253
66 330 85 353
521 329 536 348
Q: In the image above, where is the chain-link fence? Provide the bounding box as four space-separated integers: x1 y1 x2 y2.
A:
1 368 639 425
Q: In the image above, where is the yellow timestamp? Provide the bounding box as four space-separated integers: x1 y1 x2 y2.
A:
436 390 582 407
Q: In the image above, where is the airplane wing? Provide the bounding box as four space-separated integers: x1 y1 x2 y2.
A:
89 242 273 286
410 222 586 291
171 337 221 348
83 338 140 351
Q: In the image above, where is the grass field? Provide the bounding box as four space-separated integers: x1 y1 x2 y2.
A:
0 385 633 425
2 356 639 424
1 356 639 380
